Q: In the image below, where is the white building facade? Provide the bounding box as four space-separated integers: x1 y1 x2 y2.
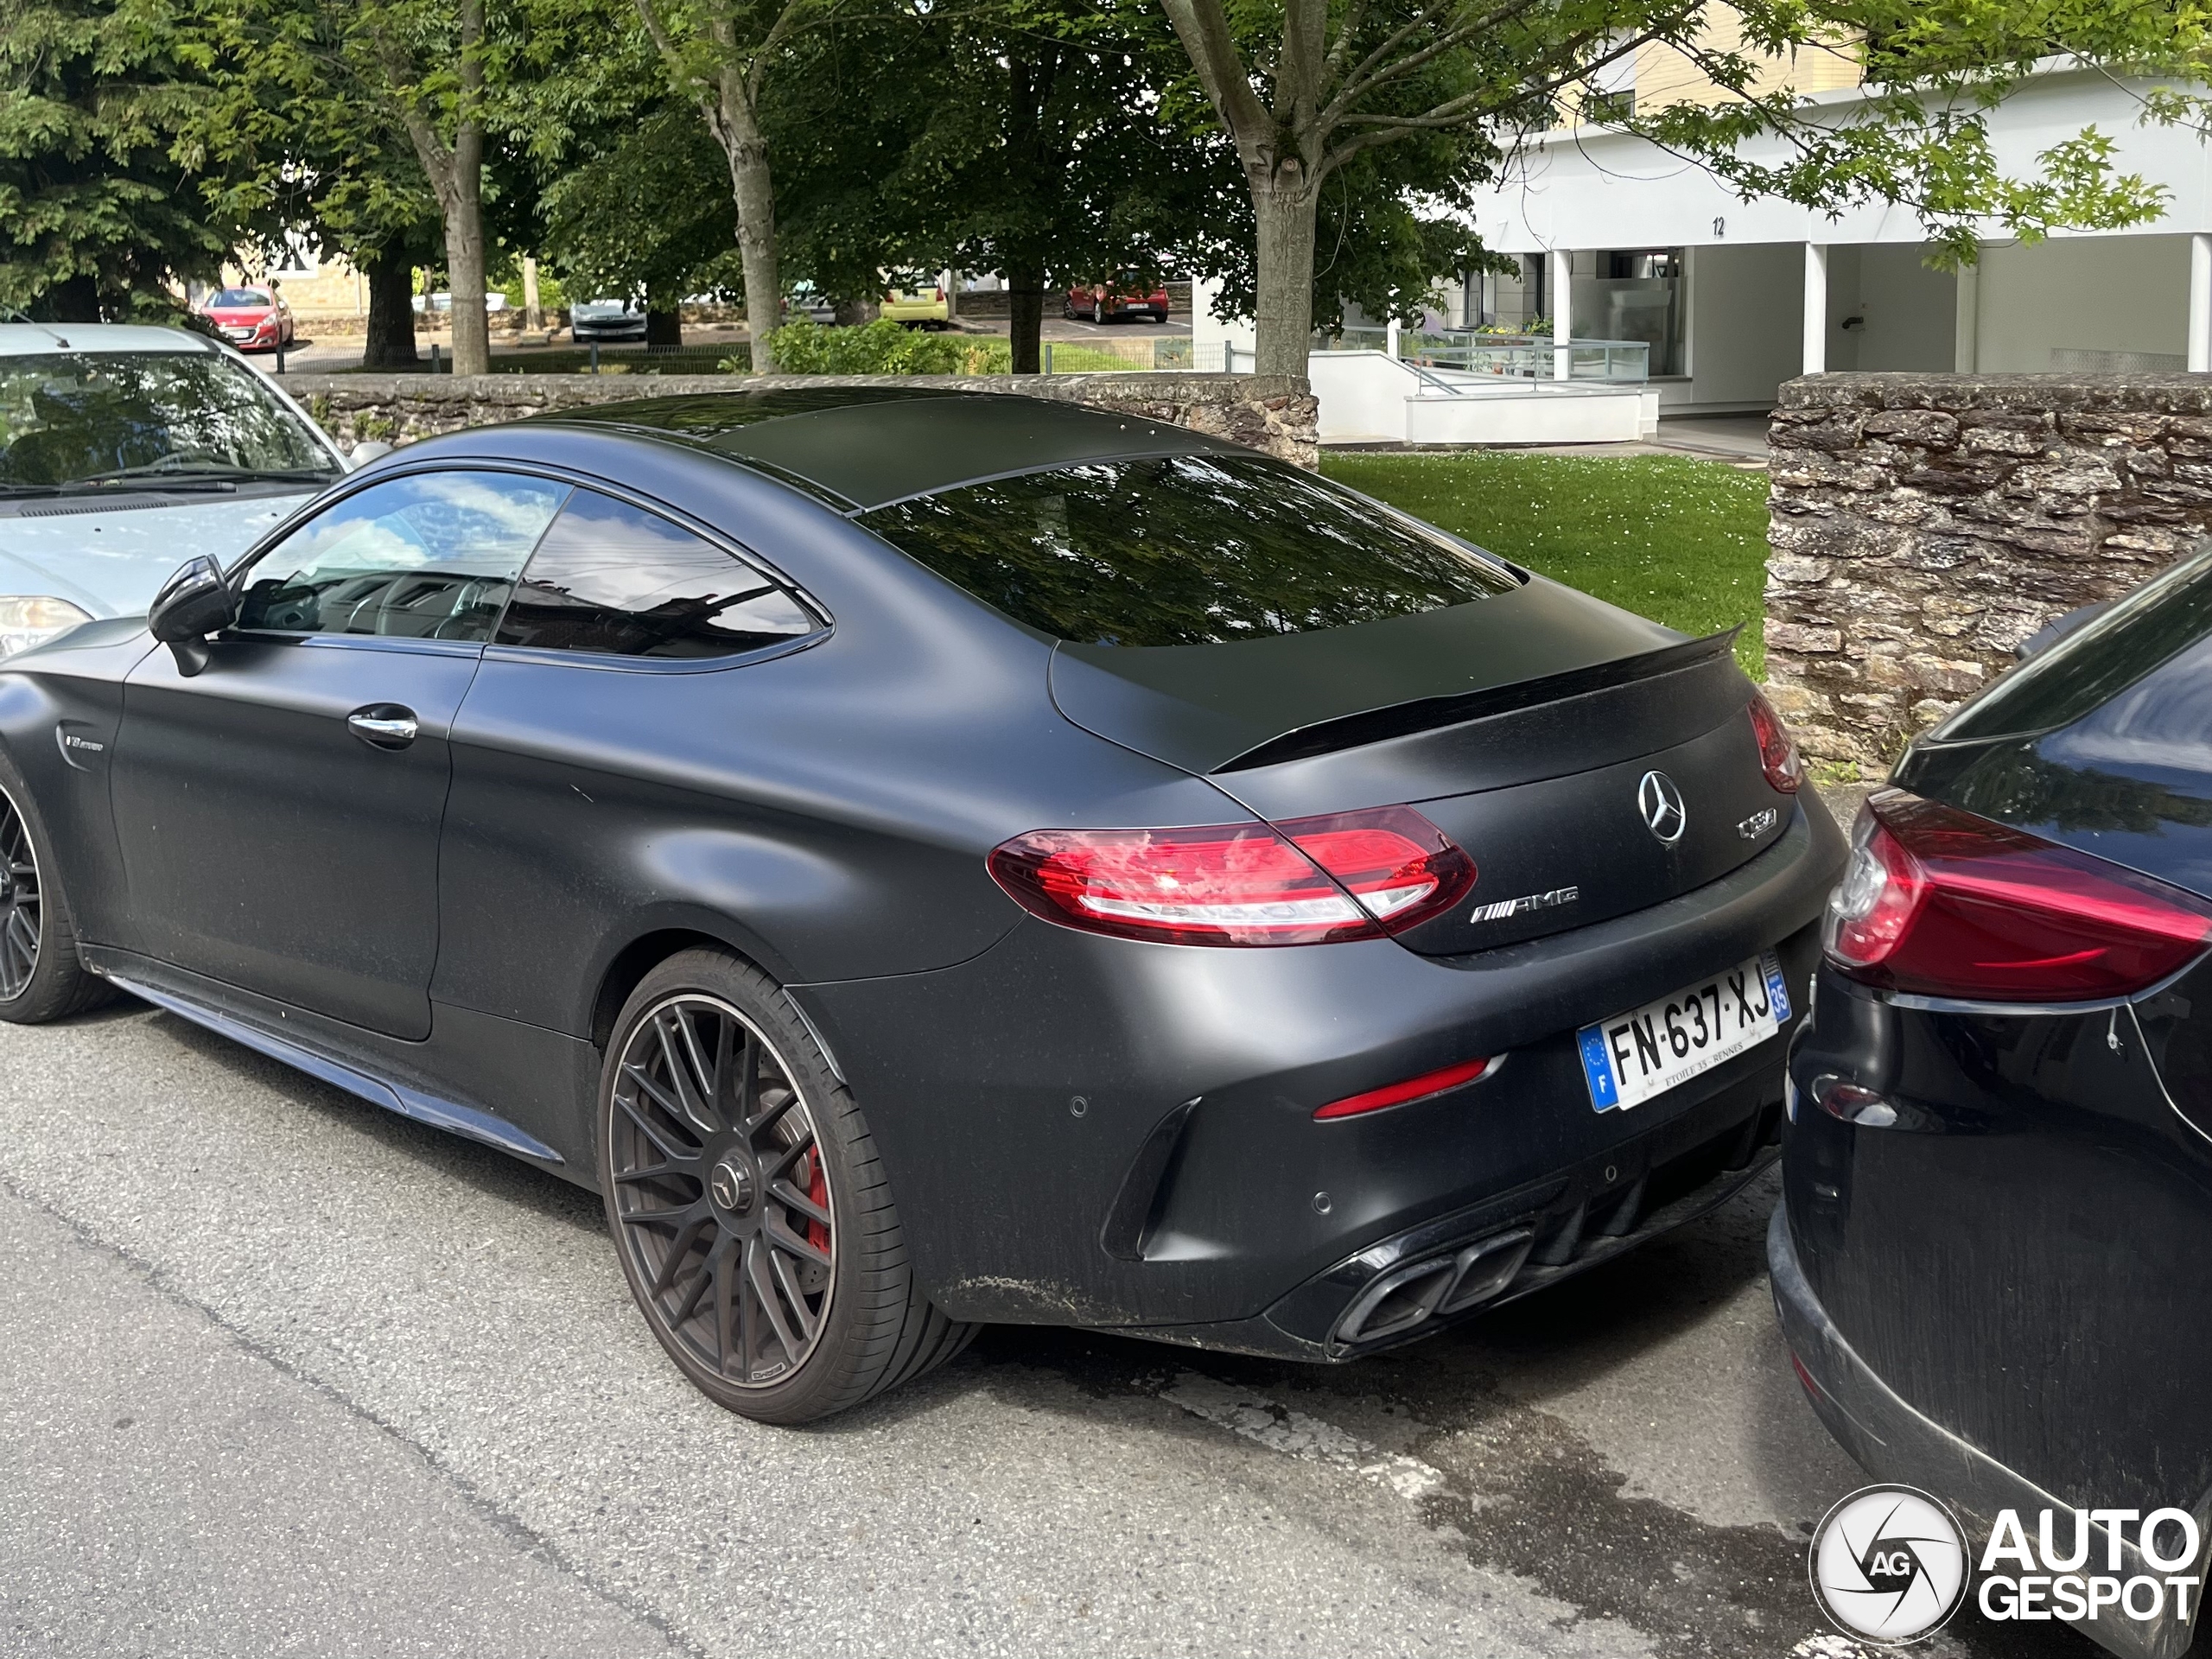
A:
1459 64 2212 414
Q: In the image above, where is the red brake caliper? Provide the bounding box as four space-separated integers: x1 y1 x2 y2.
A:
804 1152 830 1253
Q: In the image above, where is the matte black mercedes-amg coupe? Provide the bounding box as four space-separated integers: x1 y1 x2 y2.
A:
0 388 1841 1422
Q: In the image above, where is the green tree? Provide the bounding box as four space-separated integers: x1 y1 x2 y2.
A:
886 0 1232 372
1158 0 2175 373
0 0 243 320
197 0 518 372
765 6 944 323
1198 124 1504 334
200 19 445 368
541 104 743 343
630 0 816 371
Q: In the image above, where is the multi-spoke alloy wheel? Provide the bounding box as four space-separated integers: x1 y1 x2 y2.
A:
608 994 836 1388
0 787 38 1001
597 949 976 1424
0 772 105 1025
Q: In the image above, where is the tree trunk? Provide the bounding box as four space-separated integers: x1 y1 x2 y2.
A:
361 256 421 368
37 274 100 323
521 256 543 332
713 88 779 376
392 0 491 374
1251 177 1320 377
646 302 683 347
1007 264 1046 374
442 124 491 375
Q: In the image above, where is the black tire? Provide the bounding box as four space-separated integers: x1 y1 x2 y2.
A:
596 947 974 1425
0 763 113 1025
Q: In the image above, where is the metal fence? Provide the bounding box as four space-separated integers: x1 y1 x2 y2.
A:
1318 326 1649 383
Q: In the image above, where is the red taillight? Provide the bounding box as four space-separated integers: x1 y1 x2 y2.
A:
934 285 946 302
1313 1056 1493 1120
1823 791 2212 1001
987 806 1475 947
1747 692 1802 794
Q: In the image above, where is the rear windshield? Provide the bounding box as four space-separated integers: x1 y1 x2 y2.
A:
855 454 1519 646
1937 542 2212 741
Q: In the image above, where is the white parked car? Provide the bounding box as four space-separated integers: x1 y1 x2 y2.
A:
410 292 511 314
569 297 647 341
0 323 352 658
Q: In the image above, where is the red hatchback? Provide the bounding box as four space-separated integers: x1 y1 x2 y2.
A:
1063 278 1172 324
200 286 296 353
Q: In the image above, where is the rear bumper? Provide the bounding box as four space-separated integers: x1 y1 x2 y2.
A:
1770 1205 2202 1659
1163 1080 1783 1361
801 795 1843 1344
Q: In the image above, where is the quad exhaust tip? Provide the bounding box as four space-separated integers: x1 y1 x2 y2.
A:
1331 1226 1536 1348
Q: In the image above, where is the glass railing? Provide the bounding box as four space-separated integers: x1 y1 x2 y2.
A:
1316 327 1649 384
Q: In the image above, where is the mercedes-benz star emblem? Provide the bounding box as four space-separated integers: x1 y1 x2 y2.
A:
709 1158 754 1214
1637 770 1687 845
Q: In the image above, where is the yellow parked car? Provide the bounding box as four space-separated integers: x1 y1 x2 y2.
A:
880 282 950 327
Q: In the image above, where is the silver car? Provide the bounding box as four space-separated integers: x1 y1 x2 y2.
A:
0 323 351 658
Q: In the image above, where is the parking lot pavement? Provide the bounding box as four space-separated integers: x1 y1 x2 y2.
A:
0 1004 2082 1658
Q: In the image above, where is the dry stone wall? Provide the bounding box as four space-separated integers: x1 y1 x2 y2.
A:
288 371 1319 469
1765 373 2212 777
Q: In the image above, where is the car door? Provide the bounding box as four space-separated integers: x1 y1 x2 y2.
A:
111 467 568 1039
430 483 830 1035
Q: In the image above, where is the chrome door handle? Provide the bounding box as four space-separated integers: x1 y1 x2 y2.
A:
347 708 418 751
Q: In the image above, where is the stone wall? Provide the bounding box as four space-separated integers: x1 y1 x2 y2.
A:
286 371 1317 469
1765 373 2212 777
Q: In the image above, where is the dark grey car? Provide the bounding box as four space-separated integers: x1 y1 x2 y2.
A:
0 387 1840 1422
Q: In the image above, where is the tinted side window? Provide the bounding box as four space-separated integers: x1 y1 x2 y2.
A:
495 488 817 659
236 471 565 641
855 453 1519 647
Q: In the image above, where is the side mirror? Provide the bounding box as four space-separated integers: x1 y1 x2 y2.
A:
149 556 238 677
347 439 396 470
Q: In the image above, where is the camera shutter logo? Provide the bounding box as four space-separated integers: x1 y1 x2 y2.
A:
1809 1484 1970 1644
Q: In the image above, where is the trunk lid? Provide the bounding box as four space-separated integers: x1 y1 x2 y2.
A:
1050 580 1795 955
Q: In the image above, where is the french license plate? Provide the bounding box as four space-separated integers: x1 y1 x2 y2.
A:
1578 950 1791 1114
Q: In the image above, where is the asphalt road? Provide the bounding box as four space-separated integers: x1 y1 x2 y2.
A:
0 996 2092 1659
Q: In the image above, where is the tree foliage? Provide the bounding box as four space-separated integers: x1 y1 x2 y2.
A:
1158 0 2178 370
913 0 1232 369
0 0 239 319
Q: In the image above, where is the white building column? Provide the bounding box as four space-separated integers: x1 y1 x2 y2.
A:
1954 258 1980 374
1550 248 1572 380
1802 243 1828 375
2190 233 2212 373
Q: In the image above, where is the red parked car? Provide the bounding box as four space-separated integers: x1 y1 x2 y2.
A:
199 285 296 353
1063 277 1172 324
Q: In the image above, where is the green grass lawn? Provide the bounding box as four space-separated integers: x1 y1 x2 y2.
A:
1320 451 1770 678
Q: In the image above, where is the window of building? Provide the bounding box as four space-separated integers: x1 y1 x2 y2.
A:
1574 249 1687 376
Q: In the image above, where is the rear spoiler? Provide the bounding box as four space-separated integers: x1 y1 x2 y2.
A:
1214 629 1743 773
